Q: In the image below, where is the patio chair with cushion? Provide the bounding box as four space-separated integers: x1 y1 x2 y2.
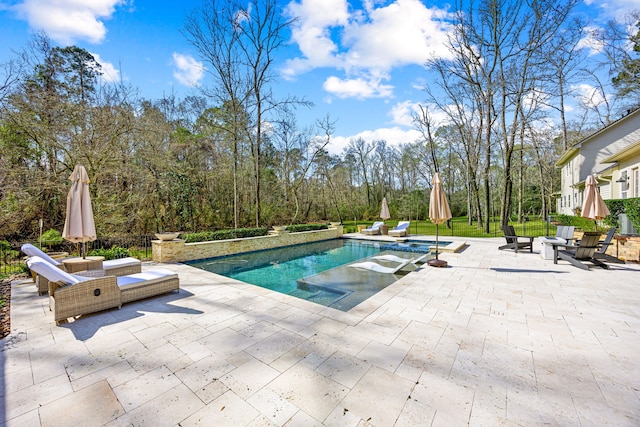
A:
22 243 142 295
498 225 533 253
388 221 410 237
554 232 609 270
361 221 385 235
26 256 179 325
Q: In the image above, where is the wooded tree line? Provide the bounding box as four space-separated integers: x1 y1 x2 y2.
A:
1 0 638 240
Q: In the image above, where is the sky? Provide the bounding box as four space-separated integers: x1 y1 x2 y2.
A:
1 0 639 154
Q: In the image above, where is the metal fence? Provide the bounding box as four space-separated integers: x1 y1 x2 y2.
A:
0 235 154 277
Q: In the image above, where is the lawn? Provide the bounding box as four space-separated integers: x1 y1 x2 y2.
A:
343 216 554 238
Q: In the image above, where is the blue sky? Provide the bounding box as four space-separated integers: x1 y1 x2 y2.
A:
1 0 639 154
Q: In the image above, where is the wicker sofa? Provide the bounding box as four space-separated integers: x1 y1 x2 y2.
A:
27 256 179 325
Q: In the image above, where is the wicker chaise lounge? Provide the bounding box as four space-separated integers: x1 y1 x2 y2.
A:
388 221 410 237
361 221 385 235
22 243 142 295
27 256 179 325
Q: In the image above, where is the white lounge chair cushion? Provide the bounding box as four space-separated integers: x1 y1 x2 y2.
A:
116 269 178 290
372 253 428 264
349 258 413 273
364 221 384 231
103 257 141 268
26 256 88 285
392 221 410 231
22 244 63 266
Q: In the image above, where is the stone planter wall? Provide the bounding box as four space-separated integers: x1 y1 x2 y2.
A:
152 226 343 263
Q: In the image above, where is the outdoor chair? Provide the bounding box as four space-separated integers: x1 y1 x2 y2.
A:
552 225 575 245
348 254 427 274
592 227 625 264
554 232 609 270
371 253 428 265
388 221 410 237
26 256 179 325
22 243 142 295
361 221 385 235
498 225 533 253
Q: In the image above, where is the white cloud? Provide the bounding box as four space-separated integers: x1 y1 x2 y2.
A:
586 0 640 19
572 83 607 108
323 74 393 99
11 0 125 44
90 52 121 83
172 53 205 87
283 0 455 99
328 127 421 155
389 100 421 126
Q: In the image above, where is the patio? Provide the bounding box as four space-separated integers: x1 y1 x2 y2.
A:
2 237 640 426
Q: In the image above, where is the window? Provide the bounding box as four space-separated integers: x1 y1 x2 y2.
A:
620 170 629 199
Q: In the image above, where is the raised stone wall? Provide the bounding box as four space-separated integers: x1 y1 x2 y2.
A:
152 226 343 263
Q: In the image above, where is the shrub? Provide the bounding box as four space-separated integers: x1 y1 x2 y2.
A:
41 229 63 247
182 228 269 243
88 246 131 260
286 224 329 233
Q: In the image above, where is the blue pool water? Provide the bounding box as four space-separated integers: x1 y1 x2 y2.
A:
187 239 433 311
381 240 450 253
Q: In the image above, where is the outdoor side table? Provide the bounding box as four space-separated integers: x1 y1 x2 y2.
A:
62 256 104 273
539 237 566 260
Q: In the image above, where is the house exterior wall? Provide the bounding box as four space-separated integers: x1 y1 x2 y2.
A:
556 109 640 215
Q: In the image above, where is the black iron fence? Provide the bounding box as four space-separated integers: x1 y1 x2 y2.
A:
0 235 154 277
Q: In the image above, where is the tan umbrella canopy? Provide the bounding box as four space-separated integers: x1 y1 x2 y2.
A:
581 175 610 231
62 165 96 258
380 197 391 220
428 172 452 267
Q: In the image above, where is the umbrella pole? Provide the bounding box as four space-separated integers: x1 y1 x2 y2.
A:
428 223 448 267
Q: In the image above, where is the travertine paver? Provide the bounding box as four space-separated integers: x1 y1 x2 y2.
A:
2 236 640 426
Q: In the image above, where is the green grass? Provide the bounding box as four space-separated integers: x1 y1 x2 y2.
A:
343 216 554 238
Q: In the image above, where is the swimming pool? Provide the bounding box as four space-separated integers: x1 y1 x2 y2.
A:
187 239 430 311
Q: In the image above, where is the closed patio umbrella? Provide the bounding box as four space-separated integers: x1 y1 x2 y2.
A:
62 165 96 258
581 175 610 231
380 197 391 220
428 173 452 267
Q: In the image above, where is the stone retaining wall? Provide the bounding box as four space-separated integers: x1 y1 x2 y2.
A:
152 226 343 263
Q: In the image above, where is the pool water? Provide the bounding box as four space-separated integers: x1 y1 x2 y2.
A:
380 240 450 253
188 239 429 311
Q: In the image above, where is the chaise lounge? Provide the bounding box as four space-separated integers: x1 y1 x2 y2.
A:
361 221 385 235
388 221 410 237
26 256 179 325
22 243 142 295
348 254 428 274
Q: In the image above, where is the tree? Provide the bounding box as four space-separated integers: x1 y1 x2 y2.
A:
424 0 578 231
185 0 308 227
612 17 640 102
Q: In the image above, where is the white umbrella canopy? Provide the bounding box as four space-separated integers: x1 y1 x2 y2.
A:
428 173 452 267
62 165 96 257
380 197 391 220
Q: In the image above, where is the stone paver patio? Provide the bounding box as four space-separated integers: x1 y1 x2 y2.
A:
2 237 639 426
